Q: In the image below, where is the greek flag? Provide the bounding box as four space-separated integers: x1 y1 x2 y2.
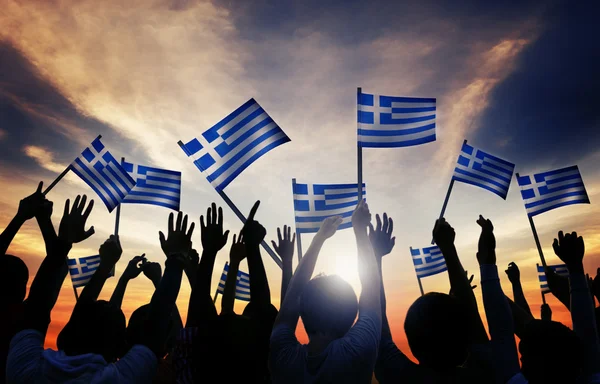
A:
517 166 590 217
121 161 181 211
357 91 436 148
67 255 114 288
293 182 366 234
537 264 569 293
179 99 290 191
410 246 447 278
453 141 515 199
70 136 136 212
216 262 250 301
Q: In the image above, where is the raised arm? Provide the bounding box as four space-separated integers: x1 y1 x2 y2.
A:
546 267 571 310
272 225 295 302
476 215 520 383
145 211 194 357
433 218 488 344
553 231 600 376
505 262 532 317
109 254 146 309
242 201 271 309
78 235 121 304
0 182 46 255
222 231 245 315
142 261 163 289
24 195 95 336
273 215 342 330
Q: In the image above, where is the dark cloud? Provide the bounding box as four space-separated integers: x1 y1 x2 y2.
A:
0 41 136 175
472 1 600 169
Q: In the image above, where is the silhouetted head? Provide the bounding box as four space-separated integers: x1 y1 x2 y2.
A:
127 304 179 357
300 274 358 339
519 320 582 383
404 292 470 370
0 255 28 305
57 300 126 362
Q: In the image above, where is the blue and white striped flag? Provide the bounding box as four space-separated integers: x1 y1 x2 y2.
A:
357 91 436 148
216 262 250 301
179 99 290 191
70 137 136 212
453 141 515 199
517 165 590 217
537 264 569 293
410 246 447 278
67 255 114 288
293 182 366 234
121 161 181 211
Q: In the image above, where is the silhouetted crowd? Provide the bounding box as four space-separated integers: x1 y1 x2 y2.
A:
1 183 599 383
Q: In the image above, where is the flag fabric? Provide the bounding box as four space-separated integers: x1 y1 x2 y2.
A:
121 161 181 211
453 141 515 199
517 165 590 217
293 182 366 234
537 264 569 293
410 246 447 278
70 137 136 212
216 262 250 301
179 99 290 191
357 91 436 148
67 255 114 288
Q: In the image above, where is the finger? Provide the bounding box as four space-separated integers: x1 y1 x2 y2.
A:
271 240 279 253
391 237 395 248
200 215 205 230
388 217 394 236
375 214 382 232
288 225 292 240
277 227 282 243
206 206 211 225
553 238 560 256
238 230 243 244
217 206 223 228
63 199 70 218
78 195 87 214
36 181 43 193
72 195 81 214
211 202 217 225
223 230 229 244
248 200 260 222
82 226 95 241
168 212 174 235
558 231 564 244
176 211 183 232
159 231 166 247
292 233 296 247
233 234 237 245
187 222 195 238
82 199 94 221
182 214 188 234
382 213 389 233
472 285 478 290
368 223 375 236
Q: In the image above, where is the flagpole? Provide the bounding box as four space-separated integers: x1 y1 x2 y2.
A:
178 140 282 269
542 291 547 305
431 139 465 244
213 289 219 304
292 178 303 262
113 156 125 237
517 173 547 267
43 135 102 196
357 87 364 201
72 285 79 301
410 247 425 296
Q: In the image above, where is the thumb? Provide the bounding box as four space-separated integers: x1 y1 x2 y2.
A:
271 240 279 253
223 230 230 243
83 226 95 240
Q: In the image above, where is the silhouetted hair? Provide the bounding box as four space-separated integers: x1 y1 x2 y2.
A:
519 320 582 383
0 255 28 304
57 300 126 362
404 292 470 370
127 304 178 357
300 274 358 339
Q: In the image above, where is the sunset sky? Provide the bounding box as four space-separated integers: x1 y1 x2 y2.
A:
1 0 599 358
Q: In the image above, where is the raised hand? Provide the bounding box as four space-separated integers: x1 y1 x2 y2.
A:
58 195 95 245
142 261 162 287
230 231 246 264
159 211 195 266
317 215 343 240
467 271 477 290
36 198 54 221
17 181 46 221
351 199 371 231
432 217 455 249
271 225 295 262
99 235 122 267
552 231 585 274
476 215 496 265
541 303 552 321
368 213 395 258
505 262 521 284
122 254 146 280
200 203 229 254
241 201 266 246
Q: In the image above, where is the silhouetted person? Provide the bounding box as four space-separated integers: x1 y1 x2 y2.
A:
270 200 381 384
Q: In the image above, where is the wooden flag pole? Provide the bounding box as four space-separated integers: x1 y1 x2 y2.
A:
43 135 102 196
517 173 547 268
357 87 364 201
410 247 425 296
178 139 282 269
292 178 303 262
431 139 466 244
